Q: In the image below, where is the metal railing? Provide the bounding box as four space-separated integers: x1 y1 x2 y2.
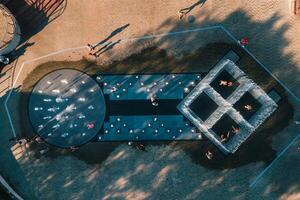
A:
0 4 18 49
0 175 24 200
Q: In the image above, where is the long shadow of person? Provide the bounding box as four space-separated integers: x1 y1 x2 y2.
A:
92 41 112 56
94 39 121 57
93 24 130 48
178 0 207 18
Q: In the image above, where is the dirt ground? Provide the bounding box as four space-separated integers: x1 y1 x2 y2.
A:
0 0 300 200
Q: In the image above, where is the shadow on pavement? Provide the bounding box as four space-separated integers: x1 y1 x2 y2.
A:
0 8 299 200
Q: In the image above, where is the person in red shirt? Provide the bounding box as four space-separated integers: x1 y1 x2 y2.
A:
239 37 249 46
87 123 94 129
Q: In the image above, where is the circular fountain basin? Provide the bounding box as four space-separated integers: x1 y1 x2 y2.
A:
28 69 106 148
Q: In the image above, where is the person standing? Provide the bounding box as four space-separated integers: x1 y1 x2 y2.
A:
239 37 249 46
87 43 95 51
0 55 9 65
150 95 159 106
205 150 213 160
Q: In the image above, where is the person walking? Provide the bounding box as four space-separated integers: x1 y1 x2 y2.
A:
0 55 9 64
87 43 95 51
178 0 207 20
135 142 146 151
70 146 78 152
150 94 159 106
205 150 213 160
128 141 146 151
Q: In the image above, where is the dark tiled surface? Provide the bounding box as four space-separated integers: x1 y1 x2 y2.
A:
211 113 239 139
106 99 181 117
99 115 200 141
233 91 262 121
189 92 218 121
210 70 240 99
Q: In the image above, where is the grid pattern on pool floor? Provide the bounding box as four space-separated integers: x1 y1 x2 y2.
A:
98 74 201 100
98 115 202 141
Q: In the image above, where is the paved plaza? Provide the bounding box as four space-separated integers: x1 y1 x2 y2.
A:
0 0 300 200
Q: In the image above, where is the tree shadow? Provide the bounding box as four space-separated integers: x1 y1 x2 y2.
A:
14 75 121 165
0 87 38 200
0 8 299 200
17 9 295 170
9 42 35 62
1 0 67 42
118 10 297 171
